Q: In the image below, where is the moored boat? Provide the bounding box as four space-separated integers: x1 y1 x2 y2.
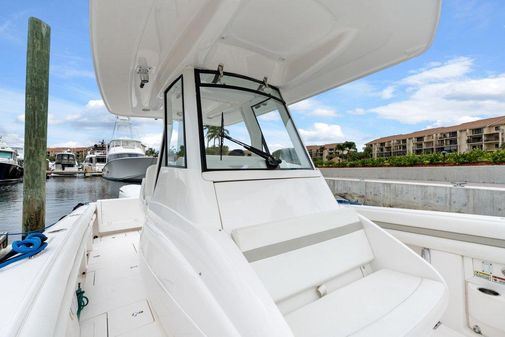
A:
0 139 23 184
102 138 156 182
52 150 80 177
83 150 106 177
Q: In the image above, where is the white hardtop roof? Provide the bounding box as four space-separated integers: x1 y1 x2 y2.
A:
90 0 440 118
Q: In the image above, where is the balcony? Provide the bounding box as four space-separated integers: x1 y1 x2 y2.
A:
484 135 499 143
436 145 458 152
392 151 407 156
467 136 483 144
437 132 457 140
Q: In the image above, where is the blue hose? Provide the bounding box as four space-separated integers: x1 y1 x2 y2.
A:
0 233 48 269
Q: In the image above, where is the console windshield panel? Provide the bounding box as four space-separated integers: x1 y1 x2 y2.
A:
196 70 312 171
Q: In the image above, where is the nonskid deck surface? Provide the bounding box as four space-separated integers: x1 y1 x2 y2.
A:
432 325 467 337
79 231 166 337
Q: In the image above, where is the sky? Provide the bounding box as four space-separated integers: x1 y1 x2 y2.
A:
1 0 505 150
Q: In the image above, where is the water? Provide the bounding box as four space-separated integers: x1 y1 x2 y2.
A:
0 177 133 234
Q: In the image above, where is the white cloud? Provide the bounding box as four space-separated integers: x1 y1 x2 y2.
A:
289 99 316 111
52 64 95 79
258 112 281 121
425 116 481 129
299 123 345 145
0 132 23 148
381 86 395 99
370 57 505 125
86 100 105 109
311 108 338 117
348 108 366 115
0 11 26 44
289 98 338 117
401 57 473 86
141 132 163 150
51 141 85 148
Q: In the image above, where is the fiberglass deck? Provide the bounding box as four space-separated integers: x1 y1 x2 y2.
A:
79 231 166 337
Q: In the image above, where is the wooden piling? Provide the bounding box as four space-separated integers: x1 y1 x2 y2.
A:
22 17 51 234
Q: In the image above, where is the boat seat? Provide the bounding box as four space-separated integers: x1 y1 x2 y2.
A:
285 269 446 337
231 208 446 336
232 209 372 302
142 164 157 202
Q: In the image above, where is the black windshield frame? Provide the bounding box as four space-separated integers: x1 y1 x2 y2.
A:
195 69 313 172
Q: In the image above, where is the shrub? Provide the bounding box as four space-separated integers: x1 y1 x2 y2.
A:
490 150 505 163
314 149 505 168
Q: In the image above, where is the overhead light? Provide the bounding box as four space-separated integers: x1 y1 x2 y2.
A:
136 65 151 88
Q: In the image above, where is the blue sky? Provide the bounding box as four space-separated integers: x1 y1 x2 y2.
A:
1 0 504 150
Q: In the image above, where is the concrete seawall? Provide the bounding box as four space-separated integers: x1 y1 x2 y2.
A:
321 166 505 217
321 165 505 184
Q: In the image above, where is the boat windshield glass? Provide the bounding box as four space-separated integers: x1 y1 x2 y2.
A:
0 151 13 159
108 153 143 161
196 70 312 171
56 153 75 162
109 140 143 149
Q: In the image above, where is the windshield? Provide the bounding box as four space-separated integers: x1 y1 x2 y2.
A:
108 153 143 161
0 151 13 160
197 70 312 170
109 140 143 149
56 153 75 162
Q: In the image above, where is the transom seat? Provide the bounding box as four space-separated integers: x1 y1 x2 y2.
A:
231 208 447 337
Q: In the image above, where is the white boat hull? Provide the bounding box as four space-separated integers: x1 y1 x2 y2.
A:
102 156 156 183
51 167 81 177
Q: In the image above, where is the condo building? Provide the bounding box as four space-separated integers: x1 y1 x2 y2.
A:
306 143 344 162
366 116 505 158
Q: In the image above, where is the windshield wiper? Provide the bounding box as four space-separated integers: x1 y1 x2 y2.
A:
219 113 281 169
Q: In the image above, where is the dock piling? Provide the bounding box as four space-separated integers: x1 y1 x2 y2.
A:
22 17 51 234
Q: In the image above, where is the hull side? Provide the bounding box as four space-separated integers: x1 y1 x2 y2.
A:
103 157 157 183
0 162 23 184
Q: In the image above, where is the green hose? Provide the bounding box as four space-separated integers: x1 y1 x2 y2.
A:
76 283 89 319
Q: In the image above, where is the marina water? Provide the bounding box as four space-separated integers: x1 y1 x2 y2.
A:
0 177 131 235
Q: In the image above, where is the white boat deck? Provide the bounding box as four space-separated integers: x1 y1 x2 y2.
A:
79 231 166 337
433 325 468 337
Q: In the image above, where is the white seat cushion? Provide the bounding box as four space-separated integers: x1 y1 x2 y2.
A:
285 269 446 337
232 209 374 302
251 229 374 302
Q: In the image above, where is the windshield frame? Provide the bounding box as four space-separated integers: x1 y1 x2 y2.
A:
195 69 313 172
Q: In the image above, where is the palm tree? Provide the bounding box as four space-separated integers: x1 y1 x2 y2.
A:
204 125 229 148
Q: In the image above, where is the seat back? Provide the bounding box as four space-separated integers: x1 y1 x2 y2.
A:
96 198 144 235
142 164 157 202
232 208 374 302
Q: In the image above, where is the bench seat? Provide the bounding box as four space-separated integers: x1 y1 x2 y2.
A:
285 269 446 337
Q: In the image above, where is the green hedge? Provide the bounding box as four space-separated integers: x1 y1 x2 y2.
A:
316 149 505 168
